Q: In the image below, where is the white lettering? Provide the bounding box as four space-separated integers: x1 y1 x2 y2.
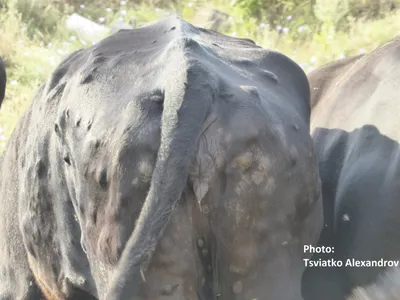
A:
303 245 335 254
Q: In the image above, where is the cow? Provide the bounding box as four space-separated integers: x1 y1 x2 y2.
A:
0 56 6 106
0 16 323 300
301 35 400 300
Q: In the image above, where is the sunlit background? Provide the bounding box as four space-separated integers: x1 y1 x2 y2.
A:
0 0 400 150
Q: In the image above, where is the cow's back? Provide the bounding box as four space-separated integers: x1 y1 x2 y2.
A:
308 54 364 109
310 37 400 141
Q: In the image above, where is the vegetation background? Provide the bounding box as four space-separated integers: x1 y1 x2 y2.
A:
0 0 400 150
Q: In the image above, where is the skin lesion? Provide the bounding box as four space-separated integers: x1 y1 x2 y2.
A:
232 152 253 171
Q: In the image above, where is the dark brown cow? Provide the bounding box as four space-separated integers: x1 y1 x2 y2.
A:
0 17 322 300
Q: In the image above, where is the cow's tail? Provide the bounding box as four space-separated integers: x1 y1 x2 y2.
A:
105 57 215 299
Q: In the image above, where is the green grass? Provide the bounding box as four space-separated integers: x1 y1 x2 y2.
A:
0 0 400 151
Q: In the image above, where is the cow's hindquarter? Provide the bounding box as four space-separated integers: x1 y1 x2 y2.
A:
9 61 100 300
189 83 322 299
104 40 216 299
